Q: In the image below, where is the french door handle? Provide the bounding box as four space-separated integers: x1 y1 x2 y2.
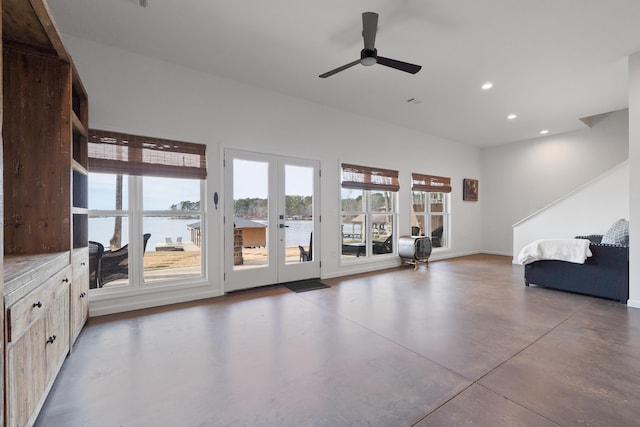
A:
279 224 289 228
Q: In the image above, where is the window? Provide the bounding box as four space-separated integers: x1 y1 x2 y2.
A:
341 164 398 259
411 173 451 249
87 130 206 289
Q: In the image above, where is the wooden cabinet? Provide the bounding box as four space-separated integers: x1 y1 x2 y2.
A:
3 47 72 254
5 263 70 427
6 320 45 427
70 248 89 346
70 61 89 350
2 0 89 256
72 61 89 252
2 0 90 425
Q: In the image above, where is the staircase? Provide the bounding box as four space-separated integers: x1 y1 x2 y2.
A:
512 161 629 262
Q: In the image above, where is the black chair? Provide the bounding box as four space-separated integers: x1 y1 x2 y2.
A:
299 232 313 262
431 226 443 247
89 241 105 289
299 245 310 262
100 233 151 287
372 235 393 254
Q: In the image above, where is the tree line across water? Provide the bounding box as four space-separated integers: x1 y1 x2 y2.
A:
234 196 312 219
169 196 313 219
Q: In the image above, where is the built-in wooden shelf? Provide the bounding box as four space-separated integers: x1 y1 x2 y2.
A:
72 160 88 175
72 112 87 137
2 2 90 425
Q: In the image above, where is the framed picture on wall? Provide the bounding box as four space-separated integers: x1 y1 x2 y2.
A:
463 178 478 201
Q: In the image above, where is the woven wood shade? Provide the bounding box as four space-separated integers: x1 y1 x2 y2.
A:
411 173 452 193
88 129 207 179
341 163 400 192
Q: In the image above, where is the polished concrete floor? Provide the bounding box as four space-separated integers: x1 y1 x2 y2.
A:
35 255 640 426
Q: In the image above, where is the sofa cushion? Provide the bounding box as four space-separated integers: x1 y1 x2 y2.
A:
601 219 629 246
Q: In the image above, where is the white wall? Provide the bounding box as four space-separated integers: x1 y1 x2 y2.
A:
62 35 483 314
512 162 629 261
481 110 629 256
629 53 640 309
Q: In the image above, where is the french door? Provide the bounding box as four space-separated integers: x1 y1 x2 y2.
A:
224 149 320 291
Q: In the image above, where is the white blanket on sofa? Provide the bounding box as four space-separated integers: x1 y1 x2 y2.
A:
518 239 592 265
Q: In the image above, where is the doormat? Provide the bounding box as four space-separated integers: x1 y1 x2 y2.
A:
284 279 330 293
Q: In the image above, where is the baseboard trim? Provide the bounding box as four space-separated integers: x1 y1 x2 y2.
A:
89 287 223 317
481 250 514 257
322 251 498 279
627 299 640 309
323 259 401 279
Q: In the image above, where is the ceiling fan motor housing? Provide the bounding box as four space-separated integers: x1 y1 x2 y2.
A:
360 49 377 66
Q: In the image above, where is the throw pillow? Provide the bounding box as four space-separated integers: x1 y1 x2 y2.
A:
601 219 629 245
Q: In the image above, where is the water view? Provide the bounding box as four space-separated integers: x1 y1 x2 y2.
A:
89 217 199 251
90 217 315 251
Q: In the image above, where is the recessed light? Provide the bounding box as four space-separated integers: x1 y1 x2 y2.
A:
481 82 493 90
507 114 517 120
540 129 549 135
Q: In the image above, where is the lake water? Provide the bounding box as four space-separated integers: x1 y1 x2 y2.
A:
89 217 315 251
284 220 314 247
89 217 199 251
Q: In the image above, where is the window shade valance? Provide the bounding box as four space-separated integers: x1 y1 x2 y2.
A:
341 163 400 192
411 173 452 193
88 129 207 179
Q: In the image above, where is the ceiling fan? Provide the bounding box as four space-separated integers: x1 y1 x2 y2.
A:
319 12 422 78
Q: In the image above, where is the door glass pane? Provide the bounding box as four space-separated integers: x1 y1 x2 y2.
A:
233 159 269 270
284 165 313 265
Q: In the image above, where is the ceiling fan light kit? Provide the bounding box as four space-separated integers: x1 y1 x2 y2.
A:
319 12 422 78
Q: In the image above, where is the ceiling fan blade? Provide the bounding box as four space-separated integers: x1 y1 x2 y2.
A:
362 12 378 51
377 56 422 74
319 59 361 78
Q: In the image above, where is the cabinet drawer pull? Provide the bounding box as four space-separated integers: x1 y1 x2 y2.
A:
33 301 43 308
81 262 86 266
62 277 69 283
46 335 57 345
80 292 87 298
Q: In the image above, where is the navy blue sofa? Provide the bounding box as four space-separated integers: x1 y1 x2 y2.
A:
524 235 629 303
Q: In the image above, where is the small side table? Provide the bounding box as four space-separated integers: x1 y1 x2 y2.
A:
398 236 432 270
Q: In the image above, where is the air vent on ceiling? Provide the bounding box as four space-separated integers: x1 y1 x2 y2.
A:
128 0 148 7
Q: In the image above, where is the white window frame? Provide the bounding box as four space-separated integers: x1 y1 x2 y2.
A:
411 190 450 250
340 188 398 262
88 173 207 292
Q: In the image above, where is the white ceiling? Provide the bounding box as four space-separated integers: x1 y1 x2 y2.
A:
48 0 640 147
